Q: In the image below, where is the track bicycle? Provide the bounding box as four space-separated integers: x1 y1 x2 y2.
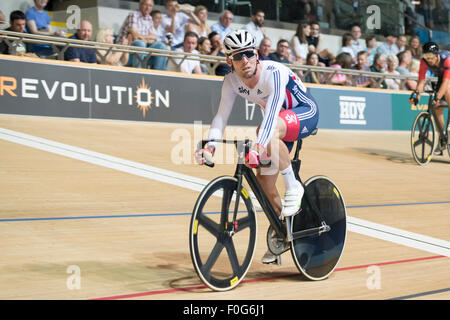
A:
189 131 347 291
410 89 450 165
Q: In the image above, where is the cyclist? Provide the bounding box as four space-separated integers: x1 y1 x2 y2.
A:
409 42 450 155
195 30 319 264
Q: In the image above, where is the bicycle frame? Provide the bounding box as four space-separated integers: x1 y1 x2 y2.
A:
200 138 328 242
427 90 449 142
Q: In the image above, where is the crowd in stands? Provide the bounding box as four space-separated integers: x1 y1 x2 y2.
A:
0 0 445 91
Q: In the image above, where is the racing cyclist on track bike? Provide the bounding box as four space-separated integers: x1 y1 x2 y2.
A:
195 30 319 264
409 42 450 155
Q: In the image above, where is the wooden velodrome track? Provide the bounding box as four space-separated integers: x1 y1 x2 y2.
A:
0 111 449 300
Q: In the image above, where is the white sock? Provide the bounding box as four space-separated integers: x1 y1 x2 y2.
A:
280 165 302 191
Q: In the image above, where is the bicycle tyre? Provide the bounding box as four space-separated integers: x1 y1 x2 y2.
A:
290 175 347 281
189 176 257 291
411 111 435 165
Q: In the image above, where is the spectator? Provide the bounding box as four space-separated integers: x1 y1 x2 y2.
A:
290 23 310 64
337 33 356 61
242 9 266 47
396 50 417 90
197 36 212 74
307 22 335 66
162 0 197 49
25 0 65 57
304 52 321 84
385 54 401 90
64 20 96 64
258 36 272 61
324 52 352 86
151 10 168 44
396 34 407 52
370 53 388 89
208 31 231 76
376 32 399 56
352 51 372 87
408 58 420 77
96 27 129 66
306 22 320 49
167 31 202 74
269 39 290 64
407 35 422 60
0 10 6 24
350 24 364 57
0 11 37 57
185 5 211 39
210 10 233 40
116 0 167 70
364 34 377 66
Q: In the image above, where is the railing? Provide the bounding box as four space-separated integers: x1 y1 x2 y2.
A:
0 29 435 89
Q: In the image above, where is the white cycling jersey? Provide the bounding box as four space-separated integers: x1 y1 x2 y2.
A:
208 60 317 148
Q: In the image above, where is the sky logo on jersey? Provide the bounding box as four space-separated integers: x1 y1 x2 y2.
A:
339 96 367 125
238 86 250 95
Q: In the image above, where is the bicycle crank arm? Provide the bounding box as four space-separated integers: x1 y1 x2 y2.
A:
291 222 331 241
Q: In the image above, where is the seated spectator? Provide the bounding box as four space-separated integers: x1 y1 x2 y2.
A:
370 53 388 89
350 24 364 57
96 27 129 66
396 34 407 52
323 52 352 86
376 32 399 56
258 37 272 61
352 51 372 88
210 10 233 40
25 0 65 57
385 54 401 90
407 35 422 60
290 23 310 64
197 36 212 74
162 0 197 49
304 52 321 84
116 0 167 70
365 34 377 66
0 10 6 24
269 39 290 64
167 31 202 74
396 50 417 90
64 20 97 64
208 31 231 76
337 33 356 61
409 58 420 77
242 9 266 47
185 5 211 39
151 10 168 44
307 22 334 66
0 11 37 57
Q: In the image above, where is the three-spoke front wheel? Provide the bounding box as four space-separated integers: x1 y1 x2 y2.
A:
189 176 257 291
411 112 435 165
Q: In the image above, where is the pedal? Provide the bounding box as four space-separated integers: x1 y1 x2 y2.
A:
276 255 282 266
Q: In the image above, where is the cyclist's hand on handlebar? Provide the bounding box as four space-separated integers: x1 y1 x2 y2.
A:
409 91 420 105
195 145 215 166
245 143 265 169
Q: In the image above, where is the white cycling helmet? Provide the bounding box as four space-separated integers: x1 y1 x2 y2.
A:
223 30 256 56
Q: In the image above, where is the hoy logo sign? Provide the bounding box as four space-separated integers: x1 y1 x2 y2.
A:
339 96 367 125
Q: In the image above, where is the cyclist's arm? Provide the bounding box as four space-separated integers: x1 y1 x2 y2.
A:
207 78 237 149
256 69 287 148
